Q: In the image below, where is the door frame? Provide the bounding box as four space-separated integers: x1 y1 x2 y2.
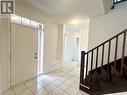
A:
10 22 43 86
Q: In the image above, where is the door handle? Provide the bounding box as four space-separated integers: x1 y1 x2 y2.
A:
34 53 38 59
34 53 37 55
34 56 38 59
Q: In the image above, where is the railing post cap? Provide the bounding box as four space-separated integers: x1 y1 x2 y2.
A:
81 51 85 53
81 51 85 56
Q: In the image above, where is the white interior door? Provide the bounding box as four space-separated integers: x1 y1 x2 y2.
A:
11 23 38 86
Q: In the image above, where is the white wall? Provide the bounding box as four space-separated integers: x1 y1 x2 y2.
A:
56 24 64 62
0 18 10 91
88 2 127 69
80 20 89 52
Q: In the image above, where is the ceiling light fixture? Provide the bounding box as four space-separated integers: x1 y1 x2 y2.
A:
69 19 82 24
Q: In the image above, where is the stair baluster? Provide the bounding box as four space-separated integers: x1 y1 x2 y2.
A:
85 53 89 82
107 40 112 82
80 51 85 85
121 32 127 76
114 36 118 76
92 47 99 83
90 50 93 82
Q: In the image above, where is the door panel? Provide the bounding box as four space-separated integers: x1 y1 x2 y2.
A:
11 23 38 86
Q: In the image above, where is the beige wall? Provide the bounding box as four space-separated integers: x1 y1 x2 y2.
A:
0 71 1 95
103 0 113 13
0 19 3 95
0 18 10 91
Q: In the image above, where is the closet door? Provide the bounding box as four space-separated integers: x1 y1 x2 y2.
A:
11 23 38 86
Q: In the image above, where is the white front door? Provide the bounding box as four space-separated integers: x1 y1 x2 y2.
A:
11 23 38 86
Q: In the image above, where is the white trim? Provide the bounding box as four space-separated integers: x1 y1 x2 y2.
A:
11 14 44 31
80 84 90 89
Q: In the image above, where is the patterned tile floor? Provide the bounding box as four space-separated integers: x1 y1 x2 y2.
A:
3 62 89 95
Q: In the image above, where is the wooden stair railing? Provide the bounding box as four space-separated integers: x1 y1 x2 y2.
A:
111 0 127 9
79 29 127 93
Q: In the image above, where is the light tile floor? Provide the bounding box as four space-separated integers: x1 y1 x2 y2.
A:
3 62 89 95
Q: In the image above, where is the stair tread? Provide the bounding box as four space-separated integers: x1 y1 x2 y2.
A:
83 76 127 95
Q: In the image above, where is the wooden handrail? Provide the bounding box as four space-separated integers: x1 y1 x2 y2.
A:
114 0 127 4
80 28 127 87
85 29 127 54
111 0 127 9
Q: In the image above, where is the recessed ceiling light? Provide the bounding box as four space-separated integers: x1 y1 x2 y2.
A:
69 19 82 24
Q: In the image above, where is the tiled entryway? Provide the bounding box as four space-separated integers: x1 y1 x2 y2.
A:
3 62 88 95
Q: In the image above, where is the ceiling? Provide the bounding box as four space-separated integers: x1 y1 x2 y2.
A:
17 0 105 23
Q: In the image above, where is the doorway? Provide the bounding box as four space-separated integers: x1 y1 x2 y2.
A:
63 24 81 62
10 23 44 86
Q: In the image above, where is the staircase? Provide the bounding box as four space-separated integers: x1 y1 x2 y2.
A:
111 0 127 9
79 29 127 95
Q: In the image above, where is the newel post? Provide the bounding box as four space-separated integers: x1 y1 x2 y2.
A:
80 51 85 85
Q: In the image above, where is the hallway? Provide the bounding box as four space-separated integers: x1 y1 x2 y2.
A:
3 62 88 95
